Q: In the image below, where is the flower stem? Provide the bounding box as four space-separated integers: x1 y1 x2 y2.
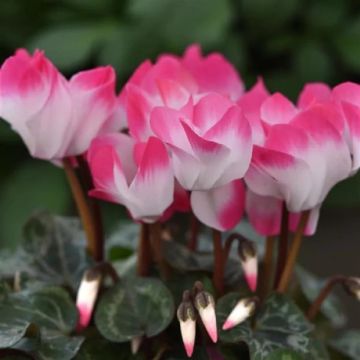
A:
63 158 98 260
188 213 200 251
261 235 276 299
150 222 170 279
137 223 151 276
77 155 104 261
274 203 289 288
277 210 310 293
212 229 224 296
307 275 346 321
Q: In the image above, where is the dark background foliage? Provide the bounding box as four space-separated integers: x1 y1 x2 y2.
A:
0 0 359 324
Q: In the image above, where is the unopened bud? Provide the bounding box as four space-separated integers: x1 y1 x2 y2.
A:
131 336 142 354
76 269 102 331
177 301 196 357
343 277 360 301
194 291 217 343
222 297 257 330
238 240 258 292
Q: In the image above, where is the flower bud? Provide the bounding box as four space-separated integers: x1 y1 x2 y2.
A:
76 268 102 331
177 299 196 357
238 240 258 292
194 291 218 343
343 277 360 300
131 336 142 354
222 297 257 330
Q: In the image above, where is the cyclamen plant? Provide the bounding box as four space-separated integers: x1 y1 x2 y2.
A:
0 45 359 360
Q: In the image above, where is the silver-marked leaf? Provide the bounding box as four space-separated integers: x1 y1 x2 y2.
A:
95 277 174 342
0 286 78 334
0 322 31 348
329 330 360 359
23 212 93 289
296 266 347 328
37 331 84 360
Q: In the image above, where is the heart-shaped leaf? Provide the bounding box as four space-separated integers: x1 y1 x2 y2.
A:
36 331 84 360
266 349 303 359
0 322 32 348
95 277 174 342
217 293 314 360
22 212 93 289
0 286 78 334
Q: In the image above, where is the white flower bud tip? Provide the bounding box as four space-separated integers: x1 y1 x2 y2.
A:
76 269 102 331
222 297 256 331
177 301 196 358
131 336 142 354
241 257 258 292
194 292 218 343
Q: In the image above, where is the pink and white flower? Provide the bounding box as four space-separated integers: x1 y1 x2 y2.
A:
87 133 174 223
245 92 352 233
120 44 245 142
0 49 117 160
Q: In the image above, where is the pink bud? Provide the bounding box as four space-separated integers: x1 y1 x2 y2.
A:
76 269 102 331
238 240 258 292
222 297 257 331
194 292 218 343
177 301 196 357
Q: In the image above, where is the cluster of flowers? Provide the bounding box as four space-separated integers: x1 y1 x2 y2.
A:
1 45 359 235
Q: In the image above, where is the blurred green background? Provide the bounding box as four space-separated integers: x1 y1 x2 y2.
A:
1 0 360 249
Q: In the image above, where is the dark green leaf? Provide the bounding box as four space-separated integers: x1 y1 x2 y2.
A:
329 330 360 359
95 277 174 342
23 212 92 289
0 322 31 348
0 286 78 334
308 339 330 360
37 331 84 360
296 266 347 328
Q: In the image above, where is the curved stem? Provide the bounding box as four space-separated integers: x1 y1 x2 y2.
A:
150 222 170 279
277 210 310 293
274 203 289 288
261 235 276 299
94 262 120 284
77 155 104 261
307 276 346 321
137 223 152 276
63 158 98 260
212 229 224 296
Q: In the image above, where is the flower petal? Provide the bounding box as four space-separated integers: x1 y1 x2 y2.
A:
129 137 174 222
182 44 244 100
297 82 331 109
191 180 245 231
261 92 298 125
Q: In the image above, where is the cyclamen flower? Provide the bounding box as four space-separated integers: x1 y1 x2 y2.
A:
120 44 245 141
87 133 174 223
0 49 117 160
245 91 352 234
